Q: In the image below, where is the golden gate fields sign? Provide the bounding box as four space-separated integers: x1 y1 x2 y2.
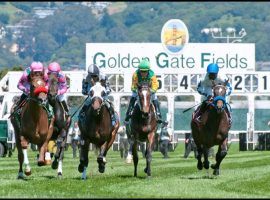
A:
86 43 255 74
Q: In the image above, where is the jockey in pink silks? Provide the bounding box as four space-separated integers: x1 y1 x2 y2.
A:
15 61 48 109
47 62 70 116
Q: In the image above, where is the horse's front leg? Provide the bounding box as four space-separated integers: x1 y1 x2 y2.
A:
17 135 30 178
106 121 119 150
202 146 210 170
97 141 109 173
144 132 154 178
52 129 67 177
126 138 133 164
40 117 55 166
132 140 138 177
78 138 90 180
196 145 203 170
211 138 228 176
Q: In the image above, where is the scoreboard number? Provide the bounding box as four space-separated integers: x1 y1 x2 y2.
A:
156 74 164 92
258 74 270 92
232 75 245 92
178 74 190 92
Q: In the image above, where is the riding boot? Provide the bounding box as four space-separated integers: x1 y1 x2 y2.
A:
108 103 117 126
153 99 162 123
14 93 28 113
124 97 136 124
194 101 208 124
79 104 87 120
61 100 70 116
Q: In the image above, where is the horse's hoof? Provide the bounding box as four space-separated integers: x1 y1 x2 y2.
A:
146 175 152 179
203 161 210 169
144 168 147 174
37 161 45 166
51 160 58 170
213 168 220 176
97 157 106 173
57 172 62 178
98 167 105 173
98 163 105 173
78 164 84 173
210 164 216 169
197 162 203 170
17 172 24 179
25 170 31 176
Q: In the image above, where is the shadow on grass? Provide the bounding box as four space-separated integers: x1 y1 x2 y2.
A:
181 175 218 180
117 174 150 180
43 175 58 179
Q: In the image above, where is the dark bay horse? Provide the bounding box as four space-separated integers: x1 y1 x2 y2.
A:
10 76 55 179
78 81 119 180
191 80 231 175
128 82 157 177
48 73 71 177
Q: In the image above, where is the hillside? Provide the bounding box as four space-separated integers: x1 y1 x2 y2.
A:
0 2 269 70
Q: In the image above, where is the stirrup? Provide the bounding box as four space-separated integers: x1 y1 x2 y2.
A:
124 118 130 125
195 116 201 122
156 114 163 123
80 112 85 118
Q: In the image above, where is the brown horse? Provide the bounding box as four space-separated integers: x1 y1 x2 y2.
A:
47 73 71 177
191 80 231 176
128 81 157 177
10 76 55 179
78 81 119 180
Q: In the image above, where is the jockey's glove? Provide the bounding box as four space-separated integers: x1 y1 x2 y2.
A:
150 89 156 93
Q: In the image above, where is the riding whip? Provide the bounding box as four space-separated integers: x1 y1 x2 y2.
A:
70 95 90 119
182 102 203 113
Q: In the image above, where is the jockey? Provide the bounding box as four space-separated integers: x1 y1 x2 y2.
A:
15 61 48 110
79 64 100 119
47 62 70 116
100 71 118 126
124 58 162 124
193 63 232 125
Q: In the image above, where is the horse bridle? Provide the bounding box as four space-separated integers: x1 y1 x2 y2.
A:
138 85 151 118
211 85 227 111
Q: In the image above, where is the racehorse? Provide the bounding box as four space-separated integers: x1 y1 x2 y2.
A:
10 76 55 179
191 80 231 175
78 81 119 180
128 81 158 177
47 73 71 177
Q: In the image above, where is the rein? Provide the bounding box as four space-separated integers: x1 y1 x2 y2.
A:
96 101 106 115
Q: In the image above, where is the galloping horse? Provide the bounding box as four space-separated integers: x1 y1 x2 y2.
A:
78 81 119 180
128 81 158 177
47 73 71 177
10 76 55 179
191 80 231 175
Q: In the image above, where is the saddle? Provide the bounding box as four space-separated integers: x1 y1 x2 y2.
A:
13 100 54 129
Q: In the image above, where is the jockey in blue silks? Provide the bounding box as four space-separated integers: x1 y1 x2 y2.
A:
79 64 118 126
193 63 232 126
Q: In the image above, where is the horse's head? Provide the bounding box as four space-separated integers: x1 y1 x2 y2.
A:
30 76 48 105
211 80 228 113
48 73 59 105
89 82 106 113
137 81 151 118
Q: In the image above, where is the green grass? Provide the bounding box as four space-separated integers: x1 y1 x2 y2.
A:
0 143 270 198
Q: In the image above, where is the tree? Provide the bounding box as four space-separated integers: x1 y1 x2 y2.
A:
0 13 9 24
33 32 59 62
